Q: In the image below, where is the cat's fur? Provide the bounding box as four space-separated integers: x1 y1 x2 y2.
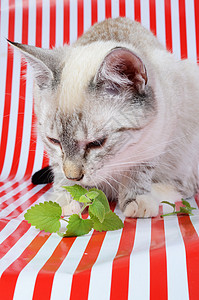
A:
10 17 199 217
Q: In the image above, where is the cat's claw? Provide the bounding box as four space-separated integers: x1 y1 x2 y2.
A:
123 194 159 218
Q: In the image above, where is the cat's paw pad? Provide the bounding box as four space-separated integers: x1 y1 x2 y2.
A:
136 194 159 218
62 200 82 216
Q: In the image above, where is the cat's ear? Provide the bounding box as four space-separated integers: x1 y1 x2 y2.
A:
7 40 63 89
95 47 147 94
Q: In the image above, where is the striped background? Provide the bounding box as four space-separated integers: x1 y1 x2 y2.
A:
0 0 199 299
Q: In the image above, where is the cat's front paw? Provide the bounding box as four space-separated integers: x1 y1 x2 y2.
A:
123 194 159 218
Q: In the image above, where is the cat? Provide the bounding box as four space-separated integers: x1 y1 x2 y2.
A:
9 17 199 217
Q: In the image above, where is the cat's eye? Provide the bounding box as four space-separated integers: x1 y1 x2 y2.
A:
47 137 61 146
86 137 107 149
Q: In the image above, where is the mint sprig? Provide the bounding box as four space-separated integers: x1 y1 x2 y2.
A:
160 199 196 217
24 185 124 237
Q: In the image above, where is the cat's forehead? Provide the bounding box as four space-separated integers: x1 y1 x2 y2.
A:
58 41 119 113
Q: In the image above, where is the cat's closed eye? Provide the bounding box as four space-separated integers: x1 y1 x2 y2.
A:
47 137 61 146
86 137 107 149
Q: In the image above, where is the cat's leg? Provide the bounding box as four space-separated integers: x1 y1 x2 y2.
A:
118 165 159 218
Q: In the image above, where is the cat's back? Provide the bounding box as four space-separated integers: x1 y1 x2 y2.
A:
74 17 163 52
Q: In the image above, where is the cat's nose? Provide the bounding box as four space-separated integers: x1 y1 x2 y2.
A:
66 174 84 181
63 160 84 182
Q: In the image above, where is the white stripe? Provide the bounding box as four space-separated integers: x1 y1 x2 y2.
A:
0 0 9 143
128 218 151 300
42 0 50 48
56 0 64 47
0 0 23 180
0 180 30 204
163 206 189 300
97 0 105 22
15 0 36 180
156 0 166 47
15 66 33 180
185 0 197 61
84 0 91 31
70 0 77 44
0 180 16 193
88 205 124 300
50 235 92 300
187 197 199 237
0 188 52 244
0 185 43 218
125 0 134 20
171 0 181 58
0 227 40 277
140 0 150 30
13 234 62 300
31 134 44 176
111 0 119 18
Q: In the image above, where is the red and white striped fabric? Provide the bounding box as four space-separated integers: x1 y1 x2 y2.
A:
0 0 199 299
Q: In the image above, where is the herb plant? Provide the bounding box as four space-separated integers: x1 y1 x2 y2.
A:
160 199 196 217
24 184 124 237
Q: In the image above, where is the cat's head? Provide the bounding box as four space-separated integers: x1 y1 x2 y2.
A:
9 40 157 186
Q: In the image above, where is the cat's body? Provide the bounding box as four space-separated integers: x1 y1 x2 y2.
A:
10 18 199 217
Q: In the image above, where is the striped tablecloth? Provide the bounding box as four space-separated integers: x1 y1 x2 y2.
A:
0 0 199 299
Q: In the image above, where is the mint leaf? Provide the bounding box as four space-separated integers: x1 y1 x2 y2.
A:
89 199 105 223
90 211 124 232
24 201 62 233
89 188 110 213
181 199 191 208
64 214 93 237
79 195 92 203
63 185 88 201
161 199 196 218
86 191 99 200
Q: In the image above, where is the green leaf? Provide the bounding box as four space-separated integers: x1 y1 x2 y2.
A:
90 211 124 232
181 199 191 208
89 188 110 213
24 201 62 233
161 201 176 211
79 195 92 203
86 191 99 200
64 214 93 237
89 199 105 223
62 184 88 201
179 206 193 215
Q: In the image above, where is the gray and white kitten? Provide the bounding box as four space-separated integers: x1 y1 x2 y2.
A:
10 17 199 217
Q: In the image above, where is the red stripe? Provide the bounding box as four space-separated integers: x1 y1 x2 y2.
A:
69 231 106 300
0 181 20 198
110 218 137 300
0 220 30 259
178 215 199 300
165 0 172 52
35 0 42 47
8 0 29 179
194 0 199 62
105 0 112 19
134 0 141 22
0 0 15 176
119 0 126 17
150 216 168 300
194 194 199 208
32 237 76 300
0 183 33 210
77 0 84 38
8 65 27 179
91 0 98 25
0 184 50 232
64 0 70 44
0 232 50 300
50 0 56 48
149 0 156 36
178 0 188 59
